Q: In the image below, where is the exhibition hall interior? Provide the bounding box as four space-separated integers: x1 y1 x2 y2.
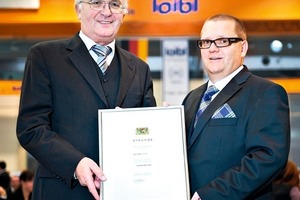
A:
0 0 299 179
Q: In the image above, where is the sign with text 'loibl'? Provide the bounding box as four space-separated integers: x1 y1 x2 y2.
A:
152 0 198 14
162 39 189 106
125 0 201 22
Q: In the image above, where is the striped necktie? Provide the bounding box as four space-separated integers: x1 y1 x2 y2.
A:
91 44 112 74
194 85 219 128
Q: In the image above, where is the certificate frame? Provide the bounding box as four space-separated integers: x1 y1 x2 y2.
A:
98 106 190 200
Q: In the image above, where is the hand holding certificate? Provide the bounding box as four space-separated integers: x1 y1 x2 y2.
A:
98 106 190 200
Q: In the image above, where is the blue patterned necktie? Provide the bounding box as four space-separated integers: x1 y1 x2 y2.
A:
91 45 112 74
194 85 219 127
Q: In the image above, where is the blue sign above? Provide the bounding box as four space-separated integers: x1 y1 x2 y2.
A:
153 0 198 14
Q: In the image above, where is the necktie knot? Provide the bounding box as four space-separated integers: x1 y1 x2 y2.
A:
193 85 219 128
92 45 112 57
91 45 112 73
203 85 219 101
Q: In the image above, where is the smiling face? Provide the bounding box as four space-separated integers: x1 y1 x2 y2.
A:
75 1 125 45
200 19 248 83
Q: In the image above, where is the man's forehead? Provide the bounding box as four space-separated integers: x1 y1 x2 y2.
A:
201 20 235 37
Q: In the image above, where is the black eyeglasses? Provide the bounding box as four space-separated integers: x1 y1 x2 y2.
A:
197 37 243 49
79 0 127 14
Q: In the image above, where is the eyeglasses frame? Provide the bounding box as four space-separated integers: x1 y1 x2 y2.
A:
197 37 244 49
78 0 127 14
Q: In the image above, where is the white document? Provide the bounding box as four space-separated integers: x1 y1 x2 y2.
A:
98 106 190 200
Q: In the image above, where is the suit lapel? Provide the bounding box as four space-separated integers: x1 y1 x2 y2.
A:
115 46 135 106
188 67 251 148
186 84 207 141
67 34 109 106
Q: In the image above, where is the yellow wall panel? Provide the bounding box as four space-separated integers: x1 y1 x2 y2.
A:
270 78 300 94
0 81 22 95
0 0 300 37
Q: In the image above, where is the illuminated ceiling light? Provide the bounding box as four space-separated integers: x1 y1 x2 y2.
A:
270 40 283 53
287 43 293 49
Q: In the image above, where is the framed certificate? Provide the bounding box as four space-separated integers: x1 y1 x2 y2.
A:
98 106 190 200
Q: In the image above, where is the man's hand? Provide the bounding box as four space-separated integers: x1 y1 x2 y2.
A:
75 157 107 200
0 186 7 199
162 101 170 107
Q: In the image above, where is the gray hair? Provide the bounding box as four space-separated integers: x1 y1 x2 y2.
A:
75 0 128 13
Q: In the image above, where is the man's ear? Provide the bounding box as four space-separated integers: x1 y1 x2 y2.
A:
241 40 248 57
75 4 82 20
121 14 125 23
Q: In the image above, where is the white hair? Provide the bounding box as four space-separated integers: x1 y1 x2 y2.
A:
75 0 128 12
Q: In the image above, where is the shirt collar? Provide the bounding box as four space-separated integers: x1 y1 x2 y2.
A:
208 65 244 91
79 31 115 65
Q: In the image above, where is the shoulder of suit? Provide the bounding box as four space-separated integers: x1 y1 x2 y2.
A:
116 46 147 64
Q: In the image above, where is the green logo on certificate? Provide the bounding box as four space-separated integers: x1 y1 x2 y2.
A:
136 127 149 135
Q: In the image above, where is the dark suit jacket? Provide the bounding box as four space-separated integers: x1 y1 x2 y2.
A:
16 34 156 200
10 187 32 200
182 66 290 200
0 171 10 191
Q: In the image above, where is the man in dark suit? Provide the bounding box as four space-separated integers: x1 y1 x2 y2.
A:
183 14 290 200
16 0 156 199
0 161 10 198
